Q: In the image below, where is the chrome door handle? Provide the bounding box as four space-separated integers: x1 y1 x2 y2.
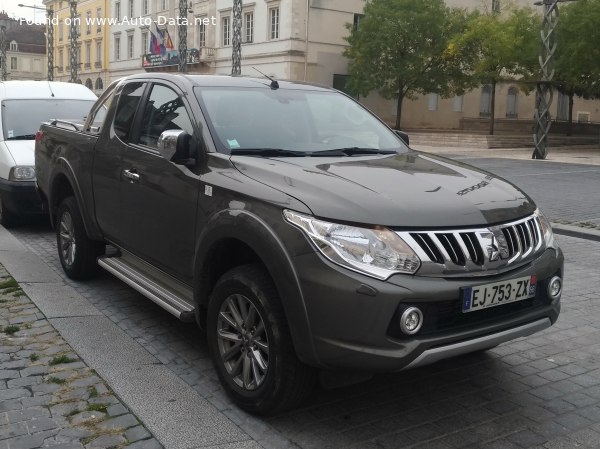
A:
123 169 140 182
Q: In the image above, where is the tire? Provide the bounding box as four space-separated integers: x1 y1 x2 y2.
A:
207 264 316 415
0 195 19 228
56 196 104 280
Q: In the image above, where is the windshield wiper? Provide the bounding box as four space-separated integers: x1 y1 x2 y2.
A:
6 134 37 140
230 148 308 157
311 147 398 157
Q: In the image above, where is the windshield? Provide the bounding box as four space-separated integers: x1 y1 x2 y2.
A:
1 99 97 140
195 87 408 154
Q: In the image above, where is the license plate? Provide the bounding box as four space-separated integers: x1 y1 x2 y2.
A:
462 275 537 313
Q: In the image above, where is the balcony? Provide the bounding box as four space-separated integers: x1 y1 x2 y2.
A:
57 66 63 73
95 61 102 68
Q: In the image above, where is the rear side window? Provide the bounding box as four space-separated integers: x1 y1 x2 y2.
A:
113 82 145 142
138 84 194 148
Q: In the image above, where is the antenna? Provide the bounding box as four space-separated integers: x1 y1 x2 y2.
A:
47 81 55 97
252 66 279 89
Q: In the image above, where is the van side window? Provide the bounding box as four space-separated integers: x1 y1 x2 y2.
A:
138 84 194 148
113 82 145 142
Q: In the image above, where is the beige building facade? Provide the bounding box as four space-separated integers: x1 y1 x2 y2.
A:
0 13 47 81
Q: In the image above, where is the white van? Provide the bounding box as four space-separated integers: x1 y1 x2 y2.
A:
0 81 98 227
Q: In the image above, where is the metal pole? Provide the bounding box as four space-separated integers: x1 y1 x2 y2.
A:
0 26 7 81
178 0 187 73
47 8 54 80
304 0 309 81
69 0 78 83
231 0 242 75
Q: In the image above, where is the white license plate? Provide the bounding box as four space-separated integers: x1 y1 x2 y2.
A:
462 275 537 313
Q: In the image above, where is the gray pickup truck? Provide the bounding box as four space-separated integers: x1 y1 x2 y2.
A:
35 73 563 414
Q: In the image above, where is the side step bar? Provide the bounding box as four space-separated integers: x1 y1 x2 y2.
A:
98 254 195 322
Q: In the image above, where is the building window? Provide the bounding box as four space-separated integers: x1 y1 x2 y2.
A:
353 14 364 29
114 35 121 60
269 7 280 40
97 8 102 31
428 93 439 112
160 0 167 12
76 15 81 37
127 34 134 59
244 12 254 43
10 57 17 70
557 92 568 121
198 20 206 47
453 95 464 112
480 84 492 117
128 0 134 18
115 2 121 21
59 49 64 70
85 78 93 89
96 41 102 65
86 42 91 67
59 21 63 41
492 0 501 13
86 11 91 34
77 45 82 65
9 41 17 51
222 16 231 46
95 77 104 90
143 0 149 15
506 86 518 118
141 31 148 55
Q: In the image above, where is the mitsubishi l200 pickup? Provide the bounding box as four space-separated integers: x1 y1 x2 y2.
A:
35 74 563 414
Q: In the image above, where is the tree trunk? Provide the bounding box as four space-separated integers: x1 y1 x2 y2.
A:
567 92 574 136
395 93 404 130
489 80 496 136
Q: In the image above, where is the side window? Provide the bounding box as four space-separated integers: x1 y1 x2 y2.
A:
113 82 145 142
138 84 194 148
87 91 114 134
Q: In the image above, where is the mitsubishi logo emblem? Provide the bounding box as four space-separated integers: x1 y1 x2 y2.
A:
487 236 501 262
486 231 510 262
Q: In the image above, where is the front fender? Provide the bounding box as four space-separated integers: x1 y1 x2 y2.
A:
193 208 320 367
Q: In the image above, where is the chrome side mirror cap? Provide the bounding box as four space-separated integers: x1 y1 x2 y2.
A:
157 129 186 161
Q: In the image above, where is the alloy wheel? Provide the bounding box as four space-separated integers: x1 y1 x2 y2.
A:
59 211 77 267
217 293 270 390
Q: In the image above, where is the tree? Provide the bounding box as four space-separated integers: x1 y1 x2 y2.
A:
446 7 539 135
555 0 600 135
343 0 470 130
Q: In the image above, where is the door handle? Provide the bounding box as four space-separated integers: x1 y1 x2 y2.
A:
123 169 140 183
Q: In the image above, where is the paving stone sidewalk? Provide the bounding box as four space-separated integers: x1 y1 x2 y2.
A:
0 265 162 449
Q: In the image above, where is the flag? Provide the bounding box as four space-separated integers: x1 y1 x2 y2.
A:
149 31 160 55
164 29 174 50
155 24 166 56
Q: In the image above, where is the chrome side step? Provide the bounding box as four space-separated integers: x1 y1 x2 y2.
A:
98 252 195 322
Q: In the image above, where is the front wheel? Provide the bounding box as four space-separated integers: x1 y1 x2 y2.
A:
207 265 316 414
56 196 104 280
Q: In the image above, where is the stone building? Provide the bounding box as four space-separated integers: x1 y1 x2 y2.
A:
0 11 47 81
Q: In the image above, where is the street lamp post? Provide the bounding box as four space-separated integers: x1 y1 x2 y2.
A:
178 0 188 73
18 3 54 81
69 0 78 83
0 26 7 81
231 0 242 75
532 0 578 160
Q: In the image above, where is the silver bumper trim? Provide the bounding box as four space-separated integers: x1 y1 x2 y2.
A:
403 318 552 370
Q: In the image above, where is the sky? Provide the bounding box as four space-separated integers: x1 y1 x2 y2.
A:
2 0 43 23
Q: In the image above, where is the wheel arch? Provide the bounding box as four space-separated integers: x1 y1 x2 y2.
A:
194 209 319 367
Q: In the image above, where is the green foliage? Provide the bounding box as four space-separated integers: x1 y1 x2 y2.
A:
343 0 471 128
2 325 20 335
46 376 67 385
88 386 99 398
29 353 39 362
555 0 600 99
49 354 77 366
86 403 108 413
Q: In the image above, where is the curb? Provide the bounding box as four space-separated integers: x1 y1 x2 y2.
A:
552 223 600 242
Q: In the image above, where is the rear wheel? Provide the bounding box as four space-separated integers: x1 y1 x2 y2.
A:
56 196 104 279
0 195 18 228
207 264 316 414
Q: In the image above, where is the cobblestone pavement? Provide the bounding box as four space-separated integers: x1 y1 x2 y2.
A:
4 156 600 448
0 265 162 449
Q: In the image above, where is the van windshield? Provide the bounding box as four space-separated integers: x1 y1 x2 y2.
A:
196 87 408 155
1 99 97 140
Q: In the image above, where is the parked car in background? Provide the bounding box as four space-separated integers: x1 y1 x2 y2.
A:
35 74 563 414
0 81 98 227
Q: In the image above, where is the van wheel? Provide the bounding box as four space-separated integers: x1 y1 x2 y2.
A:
0 195 18 228
207 265 316 415
56 196 104 280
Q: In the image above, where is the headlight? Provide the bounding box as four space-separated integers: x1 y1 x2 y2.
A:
9 166 36 181
536 209 555 247
284 210 421 279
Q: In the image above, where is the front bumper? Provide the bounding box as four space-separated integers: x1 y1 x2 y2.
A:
292 246 563 372
0 178 45 216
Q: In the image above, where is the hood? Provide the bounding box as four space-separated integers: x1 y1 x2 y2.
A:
231 151 536 228
2 140 35 166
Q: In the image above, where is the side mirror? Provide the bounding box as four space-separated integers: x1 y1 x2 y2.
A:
394 130 410 146
157 130 196 167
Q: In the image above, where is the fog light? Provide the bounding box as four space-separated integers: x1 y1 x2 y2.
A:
548 276 562 300
400 307 423 335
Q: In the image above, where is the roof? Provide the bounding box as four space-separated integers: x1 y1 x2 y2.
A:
0 81 98 100
6 25 46 55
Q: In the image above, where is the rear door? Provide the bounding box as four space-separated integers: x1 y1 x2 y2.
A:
117 81 200 282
